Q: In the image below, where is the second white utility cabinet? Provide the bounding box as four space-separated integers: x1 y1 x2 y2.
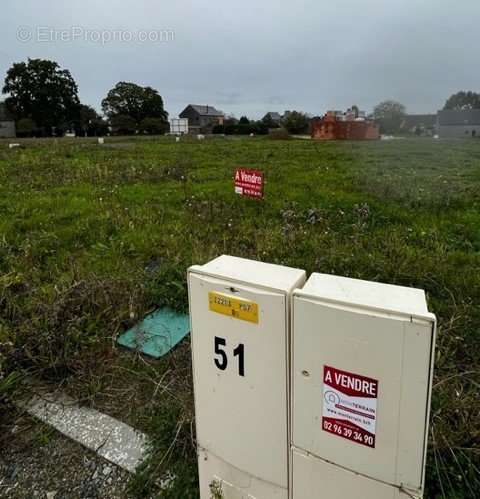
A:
189 256 306 499
291 273 436 498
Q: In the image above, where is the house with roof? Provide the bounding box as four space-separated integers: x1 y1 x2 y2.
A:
437 109 480 138
311 110 379 141
0 102 16 138
400 114 437 136
179 104 224 133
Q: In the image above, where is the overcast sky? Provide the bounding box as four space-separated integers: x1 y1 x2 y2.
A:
1 0 478 119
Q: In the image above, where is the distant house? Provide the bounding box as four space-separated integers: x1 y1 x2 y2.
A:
401 114 437 136
262 112 282 125
179 104 224 133
437 109 480 138
0 102 16 138
311 109 379 141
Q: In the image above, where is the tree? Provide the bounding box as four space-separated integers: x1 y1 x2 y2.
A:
102 82 168 128
262 114 280 129
239 116 250 125
139 117 169 135
110 114 137 135
283 111 310 134
224 114 238 126
74 105 108 137
373 100 406 134
444 91 480 110
2 58 80 136
16 118 38 138
253 120 268 134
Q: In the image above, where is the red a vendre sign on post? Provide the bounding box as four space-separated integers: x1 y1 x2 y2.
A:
234 168 264 199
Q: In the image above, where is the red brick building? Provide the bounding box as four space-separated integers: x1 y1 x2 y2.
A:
311 110 379 140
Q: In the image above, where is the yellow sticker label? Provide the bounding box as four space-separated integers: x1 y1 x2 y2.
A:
209 292 259 324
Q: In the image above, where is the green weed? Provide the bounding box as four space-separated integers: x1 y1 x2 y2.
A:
0 136 479 497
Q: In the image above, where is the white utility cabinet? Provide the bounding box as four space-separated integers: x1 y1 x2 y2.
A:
189 255 306 499
291 273 436 498
170 117 189 134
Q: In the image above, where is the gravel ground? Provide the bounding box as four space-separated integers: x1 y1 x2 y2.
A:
0 416 133 499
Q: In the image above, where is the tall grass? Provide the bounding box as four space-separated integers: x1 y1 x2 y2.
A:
0 136 479 497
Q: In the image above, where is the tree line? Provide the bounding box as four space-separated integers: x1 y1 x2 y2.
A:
1 58 169 137
3 57 479 137
213 111 311 136
1 59 313 138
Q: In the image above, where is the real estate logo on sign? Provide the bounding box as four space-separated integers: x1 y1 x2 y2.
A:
322 365 378 448
234 168 264 199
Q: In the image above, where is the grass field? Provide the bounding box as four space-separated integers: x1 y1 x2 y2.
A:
1 135 479 498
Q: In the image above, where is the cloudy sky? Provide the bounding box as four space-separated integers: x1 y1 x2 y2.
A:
1 0 478 119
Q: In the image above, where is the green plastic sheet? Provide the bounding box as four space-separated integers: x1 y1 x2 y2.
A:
117 308 190 358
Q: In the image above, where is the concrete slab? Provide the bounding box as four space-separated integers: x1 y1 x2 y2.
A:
21 394 148 473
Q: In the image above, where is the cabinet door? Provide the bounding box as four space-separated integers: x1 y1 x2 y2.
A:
292 296 433 490
292 448 401 499
198 449 288 499
189 273 289 488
